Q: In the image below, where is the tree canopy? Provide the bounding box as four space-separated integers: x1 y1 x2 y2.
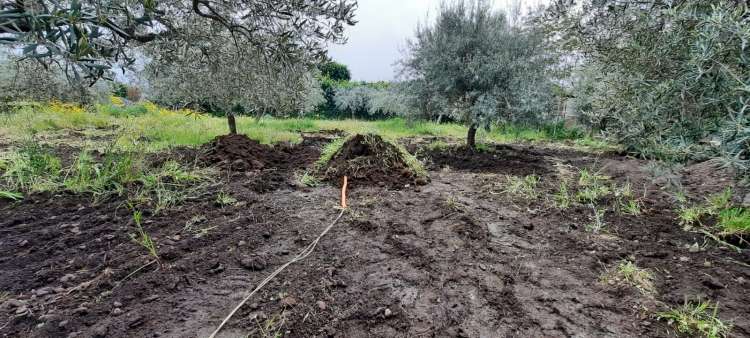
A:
548 0 750 169
0 0 357 84
397 0 557 147
319 61 351 82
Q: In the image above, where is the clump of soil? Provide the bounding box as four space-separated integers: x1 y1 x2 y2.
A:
320 134 428 189
198 134 317 172
197 133 320 192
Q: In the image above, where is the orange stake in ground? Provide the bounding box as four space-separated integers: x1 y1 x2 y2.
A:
341 176 348 209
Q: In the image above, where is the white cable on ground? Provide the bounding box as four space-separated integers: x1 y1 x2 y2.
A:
208 208 346 338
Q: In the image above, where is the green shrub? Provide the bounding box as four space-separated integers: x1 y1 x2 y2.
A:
542 120 585 141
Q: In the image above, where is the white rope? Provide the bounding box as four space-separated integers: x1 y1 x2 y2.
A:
208 208 346 338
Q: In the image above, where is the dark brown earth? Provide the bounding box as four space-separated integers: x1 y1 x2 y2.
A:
320 134 428 190
198 133 322 193
1 135 750 338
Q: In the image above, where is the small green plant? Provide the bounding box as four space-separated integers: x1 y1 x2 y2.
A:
613 180 633 199
2 143 62 192
499 174 542 200
315 138 346 169
96 290 112 302
586 204 608 233
709 188 732 213
578 168 610 186
659 296 732 338
0 190 23 200
475 143 495 152
617 261 655 296
676 204 710 230
127 203 162 267
444 198 466 213
294 170 321 187
576 168 612 202
216 191 238 206
428 139 448 151
620 199 644 216
553 179 571 210
717 207 750 237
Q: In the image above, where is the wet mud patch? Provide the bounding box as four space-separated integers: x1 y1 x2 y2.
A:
1 140 750 337
420 144 551 176
320 134 428 190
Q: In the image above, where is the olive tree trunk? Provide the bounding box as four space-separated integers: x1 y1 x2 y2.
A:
467 123 478 148
227 114 238 134
255 106 267 124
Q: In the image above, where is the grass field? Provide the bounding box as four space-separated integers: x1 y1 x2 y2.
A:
0 101 600 153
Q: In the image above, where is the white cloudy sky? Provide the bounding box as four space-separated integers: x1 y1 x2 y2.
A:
327 0 547 82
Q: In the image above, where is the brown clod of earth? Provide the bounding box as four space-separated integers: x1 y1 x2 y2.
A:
197 133 320 192
320 134 427 190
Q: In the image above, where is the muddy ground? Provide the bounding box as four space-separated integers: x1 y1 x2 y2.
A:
1 133 749 338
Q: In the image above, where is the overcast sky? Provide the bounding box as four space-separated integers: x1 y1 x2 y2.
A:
327 0 546 82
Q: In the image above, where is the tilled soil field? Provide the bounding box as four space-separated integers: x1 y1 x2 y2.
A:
1 134 749 338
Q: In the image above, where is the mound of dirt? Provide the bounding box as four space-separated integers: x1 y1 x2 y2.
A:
321 134 428 189
198 134 316 172
197 134 320 192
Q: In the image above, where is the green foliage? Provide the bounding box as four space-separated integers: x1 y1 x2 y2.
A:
316 138 346 169
280 119 317 131
541 120 584 141
0 190 23 200
1 0 356 84
397 0 559 145
586 204 608 233
319 62 351 82
576 168 612 202
552 1 750 174
498 174 542 200
659 296 732 338
1 142 61 192
216 191 238 207
127 203 162 266
101 104 149 117
428 140 448 151
620 199 645 216
717 208 750 236
112 82 128 98
553 179 571 210
63 149 140 197
614 261 656 296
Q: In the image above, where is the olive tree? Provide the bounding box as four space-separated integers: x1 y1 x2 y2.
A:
397 0 557 147
549 0 750 170
333 85 374 120
0 55 109 106
0 1 357 84
142 28 324 133
369 85 409 118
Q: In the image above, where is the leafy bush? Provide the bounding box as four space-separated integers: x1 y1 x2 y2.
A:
542 120 585 141
552 1 750 174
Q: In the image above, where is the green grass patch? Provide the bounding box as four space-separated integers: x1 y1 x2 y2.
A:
717 208 750 236
659 296 732 338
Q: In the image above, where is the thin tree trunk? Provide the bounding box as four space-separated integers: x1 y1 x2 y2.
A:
467 123 478 148
351 107 356 120
437 114 443 124
255 107 266 124
406 118 413 129
227 114 237 134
